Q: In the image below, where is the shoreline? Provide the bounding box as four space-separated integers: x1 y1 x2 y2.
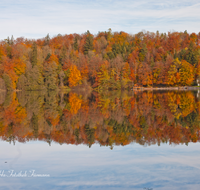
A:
132 86 200 91
1 86 200 92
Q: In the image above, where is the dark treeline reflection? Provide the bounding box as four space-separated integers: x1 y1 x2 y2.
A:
0 90 200 148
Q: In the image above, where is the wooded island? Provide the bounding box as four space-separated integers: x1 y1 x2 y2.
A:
0 29 200 91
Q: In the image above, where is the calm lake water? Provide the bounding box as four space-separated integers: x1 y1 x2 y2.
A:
0 90 200 190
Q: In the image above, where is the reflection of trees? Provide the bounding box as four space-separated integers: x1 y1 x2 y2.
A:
0 90 200 147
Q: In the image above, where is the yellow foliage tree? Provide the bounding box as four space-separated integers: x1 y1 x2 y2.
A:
68 65 82 87
14 58 26 76
97 63 110 88
179 60 194 86
167 58 181 86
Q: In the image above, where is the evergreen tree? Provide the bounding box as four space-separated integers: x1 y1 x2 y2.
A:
45 33 50 45
6 45 12 58
6 37 10 45
26 65 45 90
45 53 51 61
10 35 14 45
73 37 78 51
84 30 93 55
43 63 58 90
31 42 37 67
106 28 112 41
139 44 147 62
59 46 66 65
185 41 198 65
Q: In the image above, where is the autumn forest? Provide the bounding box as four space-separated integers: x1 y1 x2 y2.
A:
0 30 200 91
1 30 200 147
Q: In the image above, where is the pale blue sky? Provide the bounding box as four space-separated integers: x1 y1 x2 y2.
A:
0 0 200 39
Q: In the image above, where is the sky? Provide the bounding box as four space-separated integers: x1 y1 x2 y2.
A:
0 0 200 40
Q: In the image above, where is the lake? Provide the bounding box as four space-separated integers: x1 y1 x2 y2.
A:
0 90 200 190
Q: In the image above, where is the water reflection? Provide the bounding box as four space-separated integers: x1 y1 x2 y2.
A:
0 90 200 147
1 142 200 190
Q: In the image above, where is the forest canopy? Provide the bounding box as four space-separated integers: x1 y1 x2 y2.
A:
0 30 200 91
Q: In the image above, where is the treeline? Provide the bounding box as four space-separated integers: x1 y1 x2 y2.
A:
0 30 200 90
0 90 200 147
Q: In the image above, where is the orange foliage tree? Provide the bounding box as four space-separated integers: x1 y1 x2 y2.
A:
68 65 82 87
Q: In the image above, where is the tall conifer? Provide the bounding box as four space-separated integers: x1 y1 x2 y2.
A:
84 31 93 55
31 42 37 67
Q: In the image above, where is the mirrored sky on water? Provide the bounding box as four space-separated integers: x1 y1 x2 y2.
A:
1 90 200 189
0 141 200 190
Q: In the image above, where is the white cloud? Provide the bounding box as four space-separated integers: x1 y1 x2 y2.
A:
0 0 200 39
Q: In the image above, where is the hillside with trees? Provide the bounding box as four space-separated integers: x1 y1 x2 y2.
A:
0 30 200 91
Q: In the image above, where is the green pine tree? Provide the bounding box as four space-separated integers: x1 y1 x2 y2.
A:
185 41 198 65
45 33 50 45
31 42 37 67
59 47 66 65
73 37 78 51
84 31 94 55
